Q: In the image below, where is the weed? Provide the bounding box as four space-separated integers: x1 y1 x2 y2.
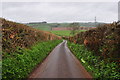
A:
2 40 62 79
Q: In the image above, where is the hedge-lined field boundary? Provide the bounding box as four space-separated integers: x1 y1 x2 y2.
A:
1 18 61 53
66 22 120 63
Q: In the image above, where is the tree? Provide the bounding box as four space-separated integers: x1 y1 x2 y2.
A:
69 22 80 36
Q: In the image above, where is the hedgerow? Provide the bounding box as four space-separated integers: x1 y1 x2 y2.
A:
1 18 61 53
2 40 62 79
67 22 120 63
67 41 120 79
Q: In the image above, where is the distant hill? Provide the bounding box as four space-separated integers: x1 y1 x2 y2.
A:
26 22 106 31
26 23 70 31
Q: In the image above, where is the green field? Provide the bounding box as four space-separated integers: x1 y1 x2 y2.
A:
50 30 71 36
27 23 89 36
27 23 86 36
26 22 105 37
26 23 70 31
50 30 86 36
27 24 51 31
26 22 104 31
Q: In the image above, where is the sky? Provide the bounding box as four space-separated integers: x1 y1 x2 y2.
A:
1 0 119 23
1 0 119 2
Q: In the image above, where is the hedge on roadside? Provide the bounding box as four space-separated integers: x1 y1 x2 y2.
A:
2 40 62 79
67 41 120 79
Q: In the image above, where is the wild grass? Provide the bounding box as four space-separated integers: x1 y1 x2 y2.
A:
67 41 120 79
2 40 62 79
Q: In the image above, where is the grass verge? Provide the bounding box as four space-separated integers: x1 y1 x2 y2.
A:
67 41 120 79
2 40 62 79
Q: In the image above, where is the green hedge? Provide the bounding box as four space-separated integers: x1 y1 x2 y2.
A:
67 41 120 79
2 40 62 79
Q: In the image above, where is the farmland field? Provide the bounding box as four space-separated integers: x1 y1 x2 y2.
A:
26 22 104 31
27 23 51 31
26 23 70 31
50 30 71 36
50 30 86 36
27 23 87 36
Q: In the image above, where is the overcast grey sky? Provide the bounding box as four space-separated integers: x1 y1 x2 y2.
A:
1 2 118 23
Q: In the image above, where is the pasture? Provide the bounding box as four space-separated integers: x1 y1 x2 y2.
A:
50 30 86 36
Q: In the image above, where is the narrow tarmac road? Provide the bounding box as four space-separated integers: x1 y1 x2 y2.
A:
29 40 92 78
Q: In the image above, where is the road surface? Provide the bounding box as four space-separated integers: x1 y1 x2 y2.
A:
29 40 92 78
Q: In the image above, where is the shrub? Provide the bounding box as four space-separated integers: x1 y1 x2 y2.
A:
67 22 120 63
1 18 61 53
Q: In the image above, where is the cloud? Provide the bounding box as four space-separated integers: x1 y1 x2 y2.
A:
0 2 2 17
2 2 118 23
2 0 120 2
